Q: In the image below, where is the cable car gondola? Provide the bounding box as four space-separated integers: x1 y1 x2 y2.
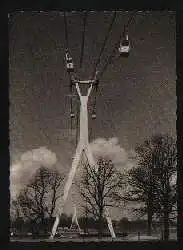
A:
65 51 74 72
119 34 130 57
92 112 96 119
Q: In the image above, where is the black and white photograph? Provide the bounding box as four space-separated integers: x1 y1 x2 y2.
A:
9 11 177 243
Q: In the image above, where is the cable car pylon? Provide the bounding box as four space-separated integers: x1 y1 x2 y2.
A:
70 205 81 232
50 77 116 239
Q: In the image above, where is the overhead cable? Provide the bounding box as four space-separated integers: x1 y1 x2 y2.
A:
91 11 117 78
64 12 69 49
79 11 88 68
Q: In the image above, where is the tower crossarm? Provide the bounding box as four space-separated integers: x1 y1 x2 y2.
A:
75 82 93 98
74 79 96 84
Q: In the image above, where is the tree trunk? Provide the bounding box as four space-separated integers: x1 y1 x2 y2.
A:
147 209 153 236
146 182 154 236
97 214 103 239
163 174 170 241
147 198 153 236
84 217 88 233
163 203 169 240
163 215 169 240
40 213 46 234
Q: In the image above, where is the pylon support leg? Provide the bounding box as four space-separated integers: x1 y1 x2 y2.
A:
50 143 83 238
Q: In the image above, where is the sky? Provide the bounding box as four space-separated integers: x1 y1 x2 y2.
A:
9 11 176 220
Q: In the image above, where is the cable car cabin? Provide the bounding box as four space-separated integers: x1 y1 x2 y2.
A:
92 113 96 119
65 53 74 72
66 62 74 72
119 38 130 57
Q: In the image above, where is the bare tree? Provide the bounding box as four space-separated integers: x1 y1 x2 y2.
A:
15 166 64 233
126 165 160 236
78 157 124 237
10 199 25 233
125 134 176 240
10 199 21 222
149 134 176 240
